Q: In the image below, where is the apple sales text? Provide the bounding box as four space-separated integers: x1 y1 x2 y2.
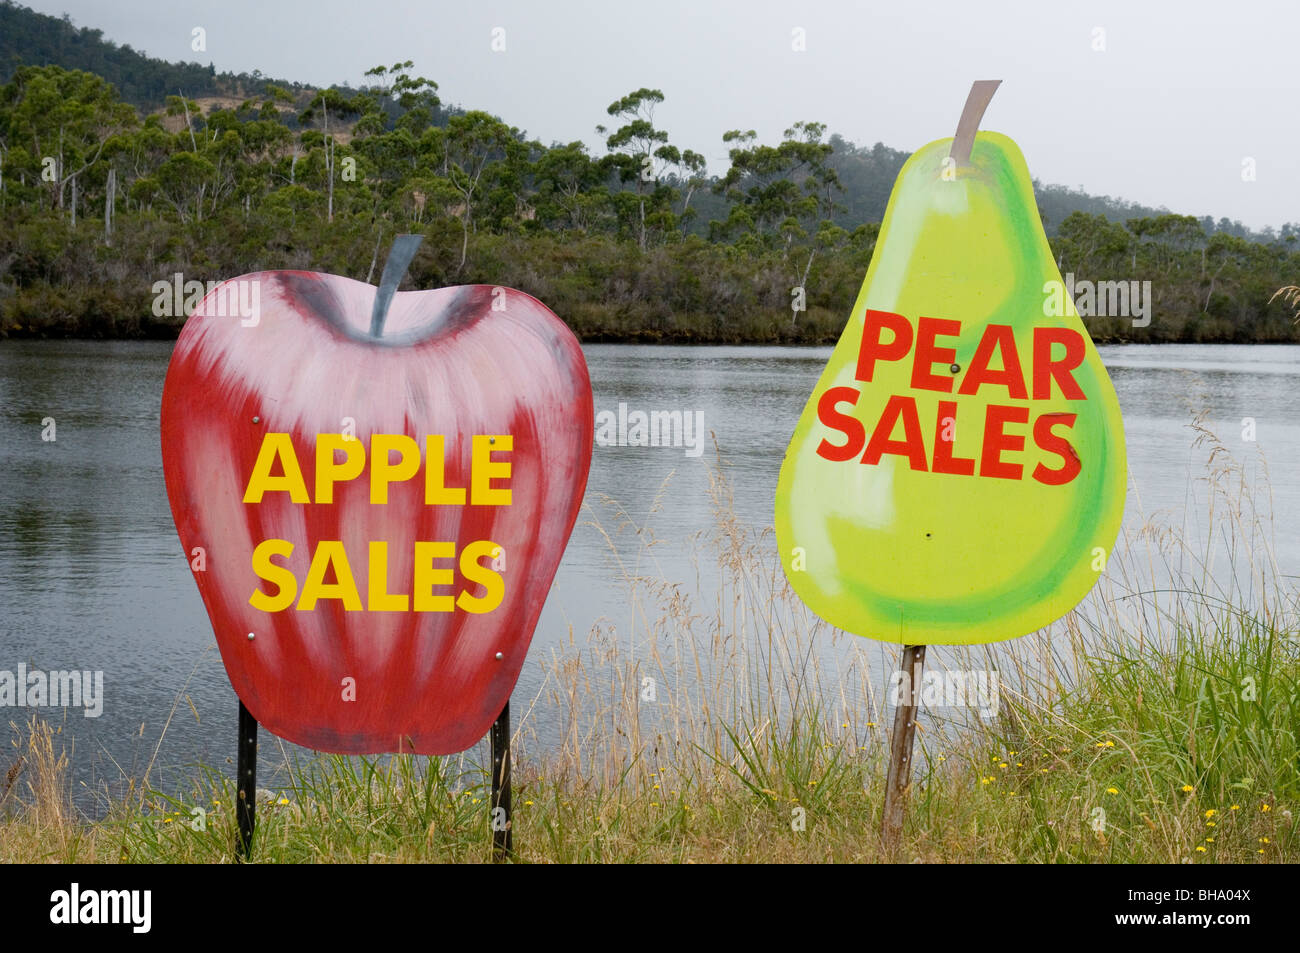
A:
242 431 511 613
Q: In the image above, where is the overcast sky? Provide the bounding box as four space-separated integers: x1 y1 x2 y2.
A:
24 0 1300 231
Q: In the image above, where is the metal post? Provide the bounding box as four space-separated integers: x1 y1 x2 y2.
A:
882 644 926 852
490 699 512 860
236 700 257 862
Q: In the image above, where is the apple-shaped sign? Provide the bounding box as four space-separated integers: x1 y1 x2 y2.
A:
160 263 592 754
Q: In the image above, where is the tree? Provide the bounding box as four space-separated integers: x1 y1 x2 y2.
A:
0 65 134 216
599 87 682 249
533 141 608 231
1203 233 1252 312
156 150 215 222
300 87 360 222
1127 213 1205 273
712 121 842 247
442 110 514 272
1054 211 1130 273
653 143 707 235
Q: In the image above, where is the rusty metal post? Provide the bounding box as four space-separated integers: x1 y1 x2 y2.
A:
236 700 257 862
490 699 512 861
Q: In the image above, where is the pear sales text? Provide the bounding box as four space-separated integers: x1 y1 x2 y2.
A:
816 310 1088 485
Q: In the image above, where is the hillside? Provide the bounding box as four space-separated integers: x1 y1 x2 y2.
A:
5 0 1290 243
0 0 309 110
0 4 1296 342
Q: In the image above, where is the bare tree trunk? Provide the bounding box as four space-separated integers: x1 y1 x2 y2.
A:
794 248 816 325
366 228 384 284
325 101 334 224
70 175 77 228
180 93 198 152
104 166 115 243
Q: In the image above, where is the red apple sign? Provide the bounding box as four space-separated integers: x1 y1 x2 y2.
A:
160 270 592 754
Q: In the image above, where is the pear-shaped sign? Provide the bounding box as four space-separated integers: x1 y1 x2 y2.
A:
775 86 1126 645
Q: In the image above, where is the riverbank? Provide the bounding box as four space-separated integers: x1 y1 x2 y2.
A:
3 621 1295 863
3 455 1296 864
3 294 1296 346
3 222 1297 345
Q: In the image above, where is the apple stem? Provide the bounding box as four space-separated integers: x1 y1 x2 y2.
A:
369 233 424 338
949 80 1002 167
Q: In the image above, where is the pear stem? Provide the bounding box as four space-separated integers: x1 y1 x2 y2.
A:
949 80 1002 167
369 233 424 338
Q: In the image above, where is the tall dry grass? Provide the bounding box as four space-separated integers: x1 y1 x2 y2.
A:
1 415 1296 862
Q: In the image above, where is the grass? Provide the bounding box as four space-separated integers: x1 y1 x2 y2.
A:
2 420 1297 863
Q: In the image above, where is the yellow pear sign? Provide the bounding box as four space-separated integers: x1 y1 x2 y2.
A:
775 88 1126 646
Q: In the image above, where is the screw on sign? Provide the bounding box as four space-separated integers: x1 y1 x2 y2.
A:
160 235 593 861
773 82 1127 850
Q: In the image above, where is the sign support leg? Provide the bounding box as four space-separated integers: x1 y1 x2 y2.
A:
236 700 257 862
882 644 925 852
490 699 513 861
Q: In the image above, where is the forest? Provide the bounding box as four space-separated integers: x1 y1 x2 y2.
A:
0 0 1297 343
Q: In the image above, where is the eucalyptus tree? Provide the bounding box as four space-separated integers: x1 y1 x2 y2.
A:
0 65 134 217
598 88 700 249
